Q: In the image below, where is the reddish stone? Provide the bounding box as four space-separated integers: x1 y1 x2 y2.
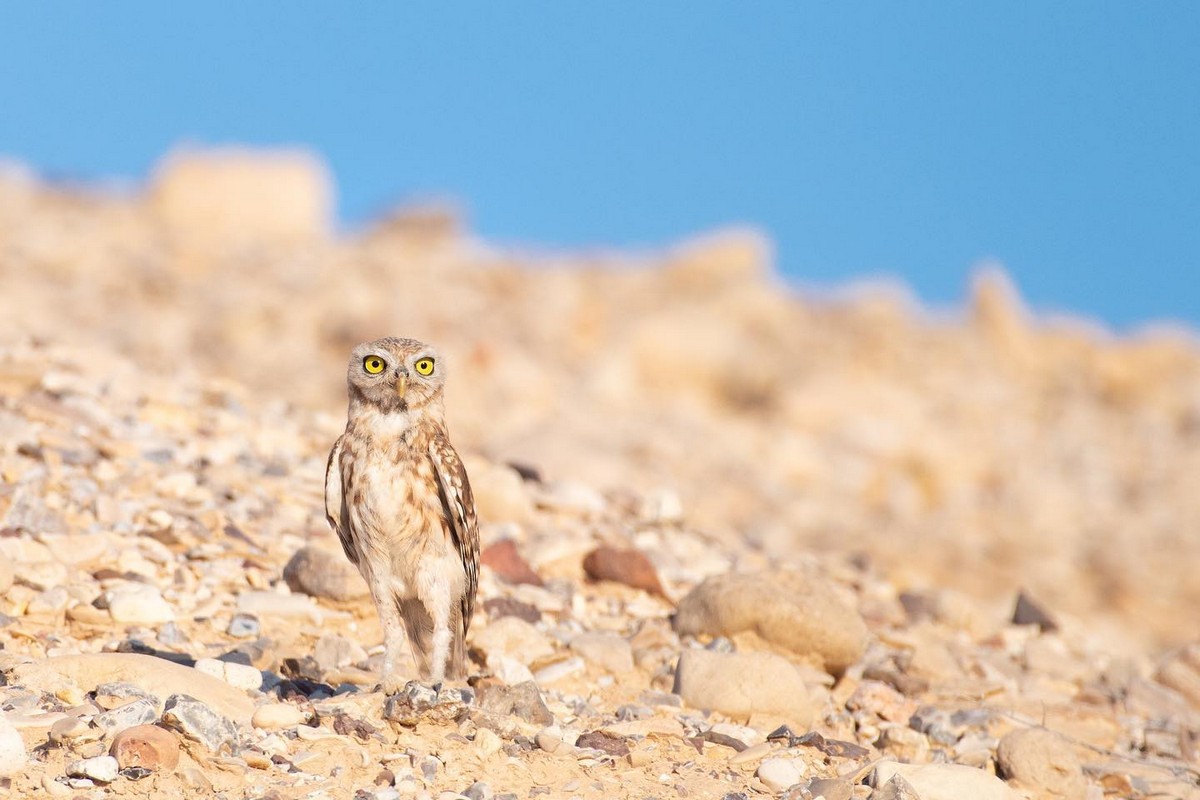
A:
480 540 543 586
110 724 180 771
582 546 666 598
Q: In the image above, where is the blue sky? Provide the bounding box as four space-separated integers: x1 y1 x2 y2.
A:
2 3 1197 329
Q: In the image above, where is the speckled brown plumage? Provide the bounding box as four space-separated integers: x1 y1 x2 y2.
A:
325 337 479 689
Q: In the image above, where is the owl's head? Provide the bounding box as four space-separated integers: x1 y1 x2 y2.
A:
346 337 445 414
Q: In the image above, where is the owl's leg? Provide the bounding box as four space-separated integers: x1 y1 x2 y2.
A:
376 595 409 696
425 593 453 686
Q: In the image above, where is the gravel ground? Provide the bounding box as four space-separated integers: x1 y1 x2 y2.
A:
1 153 1199 798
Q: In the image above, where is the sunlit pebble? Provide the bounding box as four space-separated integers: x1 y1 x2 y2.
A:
227 613 260 638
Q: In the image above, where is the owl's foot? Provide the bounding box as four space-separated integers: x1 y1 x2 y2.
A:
380 680 473 727
378 675 407 697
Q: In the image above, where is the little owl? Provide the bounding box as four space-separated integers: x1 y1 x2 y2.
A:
325 337 479 690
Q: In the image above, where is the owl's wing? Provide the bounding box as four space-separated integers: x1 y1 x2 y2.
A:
428 432 479 634
325 435 358 567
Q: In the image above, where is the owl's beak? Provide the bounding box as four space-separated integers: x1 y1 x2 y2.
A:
394 375 408 398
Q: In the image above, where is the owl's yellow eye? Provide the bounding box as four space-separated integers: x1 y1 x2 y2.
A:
363 356 386 375
414 358 435 376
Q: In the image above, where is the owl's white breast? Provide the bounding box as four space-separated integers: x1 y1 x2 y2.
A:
342 414 456 597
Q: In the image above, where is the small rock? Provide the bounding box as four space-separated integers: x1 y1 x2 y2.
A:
226 614 260 638
94 681 160 710
49 716 94 743
996 727 1086 800
382 682 472 728
194 657 263 691
673 569 867 675
803 777 853 800
757 757 805 792
236 590 324 622
282 546 369 601
0 712 27 777
673 649 813 726
574 730 630 757
876 724 929 762
157 621 188 645
251 703 307 730
473 727 504 755
464 781 494 800
846 680 916 723
27 585 71 614
1012 590 1058 632
314 633 368 673
873 775 922 800
0 557 13 595
583 546 666 597
480 540 543 586
704 722 762 751
475 681 554 725
107 584 174 625
66 755 120 784
96 698 159 733
41 774 71 798
729 742 774 766
486 654 535 685
874 762 1019 800
110 724 181 771
161 694 239 752
535 728 577 756
569 632 634 674
792 730 871 759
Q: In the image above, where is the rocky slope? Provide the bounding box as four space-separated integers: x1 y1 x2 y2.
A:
0 150 1199 798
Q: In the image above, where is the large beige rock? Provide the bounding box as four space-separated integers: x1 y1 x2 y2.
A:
149 147 332 251
672 649 813 727
874 762 1020 800
673 570 868 675
996 728 1086 800
8 653 254 724
282 545 369 602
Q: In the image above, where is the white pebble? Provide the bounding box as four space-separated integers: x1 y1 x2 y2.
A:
67 755 119 784
252 702 307 730
195 658 264 692
758 757 805 792
107 584 174 625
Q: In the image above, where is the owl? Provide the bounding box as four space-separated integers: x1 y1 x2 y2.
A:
324 337 479 690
